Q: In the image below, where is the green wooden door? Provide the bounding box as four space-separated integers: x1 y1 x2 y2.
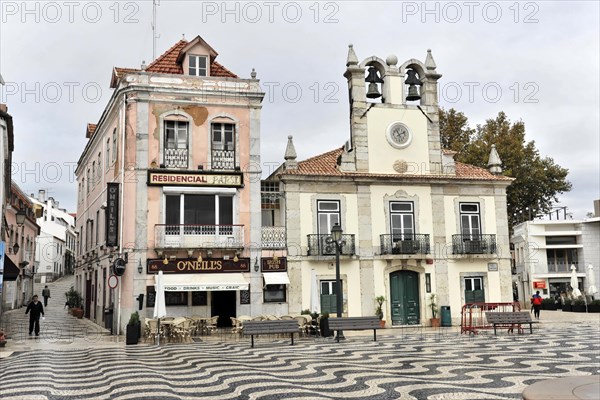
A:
465 277 485 303
390 271 420 325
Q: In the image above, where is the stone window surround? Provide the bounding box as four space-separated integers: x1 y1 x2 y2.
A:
454 197 487 235
310 194 347 235
207 113 240 170
383 190 421 235
158 110 194 169
459 272 489 304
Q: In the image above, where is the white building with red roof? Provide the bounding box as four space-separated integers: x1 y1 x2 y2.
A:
265 46 514 326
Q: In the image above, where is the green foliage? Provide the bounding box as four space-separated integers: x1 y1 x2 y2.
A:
320 312 329 319
439 108 572 231
64 287 83 308
563 298 572 306
541 298 556 305
301 309 311 315
429 293 438 319
590 299 600 306
375 296 385 320
573 297 585 306
128 311 140 325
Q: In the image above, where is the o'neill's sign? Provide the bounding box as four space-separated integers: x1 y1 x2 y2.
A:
148 170 243 188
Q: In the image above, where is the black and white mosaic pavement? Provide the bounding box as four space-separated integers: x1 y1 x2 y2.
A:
1 323 599 400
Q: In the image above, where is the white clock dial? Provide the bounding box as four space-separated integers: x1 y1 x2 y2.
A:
386 122 412 149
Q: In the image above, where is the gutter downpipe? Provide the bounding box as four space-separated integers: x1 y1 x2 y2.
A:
116 92 126 339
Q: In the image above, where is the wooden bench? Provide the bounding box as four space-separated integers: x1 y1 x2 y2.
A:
328 317 381 343
242 320 299 348
485 311 537 335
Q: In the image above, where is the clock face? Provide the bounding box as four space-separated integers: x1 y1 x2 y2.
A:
386 122 412 149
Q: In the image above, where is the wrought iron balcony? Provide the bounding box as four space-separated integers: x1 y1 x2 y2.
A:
380 234 430 255
212 150 235 170
155 224 244 249
164 148 188 168
261 226 286 249
307 234 355 256
452 234 497 255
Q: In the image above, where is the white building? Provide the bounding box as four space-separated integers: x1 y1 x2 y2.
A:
511 201 600 302
267 47 514 325
29 190 77 283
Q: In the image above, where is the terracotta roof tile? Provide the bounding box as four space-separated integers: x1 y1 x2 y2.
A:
86 123 97 139
281 147 512 182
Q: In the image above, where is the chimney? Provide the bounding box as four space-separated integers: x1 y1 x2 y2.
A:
594 199 600 217
0 104 7 113
38 189 46 202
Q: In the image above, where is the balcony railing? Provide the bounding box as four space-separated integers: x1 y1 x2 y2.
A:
452 234 497 255
261 226 286 249
548 262 579 273
155 224 244 249
164 148 188 168
380 234 430 255
307 234 355 256
212 150 235 170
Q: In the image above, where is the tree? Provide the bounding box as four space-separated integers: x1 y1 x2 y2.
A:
439 109 572 230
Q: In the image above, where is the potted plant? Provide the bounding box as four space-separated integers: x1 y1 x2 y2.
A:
562 298 572 312
65 287 84 318
319 312 332 337
542 298 557 311
588 299 600 313
0 330 6 347
429 293 440 328
572 297 586 312
126 311 140 345
375 296 386 328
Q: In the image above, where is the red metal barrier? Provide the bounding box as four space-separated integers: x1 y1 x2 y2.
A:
460 302 521 334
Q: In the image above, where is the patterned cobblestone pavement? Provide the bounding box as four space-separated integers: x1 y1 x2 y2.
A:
1 317 599 399
1 277 598 399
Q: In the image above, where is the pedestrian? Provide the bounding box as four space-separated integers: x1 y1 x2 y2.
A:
42 285 51 307
25 295 45 336
531 290 543 320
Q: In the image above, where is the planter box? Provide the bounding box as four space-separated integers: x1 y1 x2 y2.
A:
562 305 572 312
126 323 140 345
542 303 557 310
572 305 586 312
320 319 332 337
430 318 440 328
587 304 600 313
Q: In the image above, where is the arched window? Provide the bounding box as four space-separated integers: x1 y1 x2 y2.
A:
160 111 192 169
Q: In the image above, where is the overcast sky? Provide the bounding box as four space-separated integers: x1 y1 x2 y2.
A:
1 1 598 218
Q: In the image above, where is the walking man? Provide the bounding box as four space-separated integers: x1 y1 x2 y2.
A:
531 290 543 320
42 285 51 307
25 295 45 336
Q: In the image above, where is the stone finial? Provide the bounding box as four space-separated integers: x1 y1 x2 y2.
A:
141 60 147 70
284 135 298 169
487 144 502 175
251 68 257 79
425 49 437 70
386 54 398 67
346 44 359 67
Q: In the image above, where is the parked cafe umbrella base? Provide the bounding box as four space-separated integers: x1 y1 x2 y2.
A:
153 271 167 345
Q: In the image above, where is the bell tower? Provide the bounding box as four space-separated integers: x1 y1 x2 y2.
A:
340 45 444 175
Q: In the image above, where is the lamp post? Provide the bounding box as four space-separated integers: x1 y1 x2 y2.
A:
330 223 345 340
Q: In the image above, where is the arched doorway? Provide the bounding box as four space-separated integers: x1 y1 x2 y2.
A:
390 270 420 325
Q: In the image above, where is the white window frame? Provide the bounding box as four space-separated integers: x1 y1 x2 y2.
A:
459 202 481 238
390 201 414 240
317 200 341 235
188 55 208 76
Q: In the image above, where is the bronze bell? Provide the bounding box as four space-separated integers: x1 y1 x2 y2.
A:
405 69 423 101
365 67 383 99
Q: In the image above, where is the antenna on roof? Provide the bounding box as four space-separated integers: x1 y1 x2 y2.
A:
152 0 161 60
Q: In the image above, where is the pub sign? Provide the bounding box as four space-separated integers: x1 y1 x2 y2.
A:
105 182 119 247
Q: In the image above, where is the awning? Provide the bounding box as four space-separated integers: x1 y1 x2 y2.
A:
2 255 20 281
161 273 249 291
263 272 291 285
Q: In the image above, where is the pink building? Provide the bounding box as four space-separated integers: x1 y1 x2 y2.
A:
75 36 274 333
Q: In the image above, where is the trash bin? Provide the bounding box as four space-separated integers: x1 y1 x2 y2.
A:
104 308 114 334
441 306 451 327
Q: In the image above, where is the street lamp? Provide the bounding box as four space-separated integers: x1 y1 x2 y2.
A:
330 223 345 340
15 210 26 227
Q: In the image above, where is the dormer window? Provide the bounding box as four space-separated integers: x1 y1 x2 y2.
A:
188 55 207 77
